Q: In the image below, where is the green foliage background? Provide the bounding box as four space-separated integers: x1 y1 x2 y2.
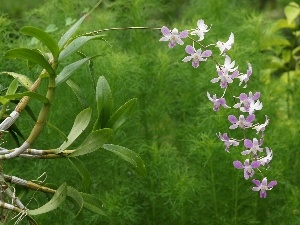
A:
0 0 299 224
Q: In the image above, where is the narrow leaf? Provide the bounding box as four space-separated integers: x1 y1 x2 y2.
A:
2 92 50 103
66 79 89 108
68 158 91 193
80 192 107 217
69 128 112 157
59 35 103 61
102 144 146 176
20 26 60 59
77 52 96 92
0 72 33 90
58 0 103 48
55 57 92 86
93 76 112 130
4 48 55 77
6 79 19 95
46 121 68 141
106 98 137 130
56 108 92 153
67 185 84 218
28 183 67 215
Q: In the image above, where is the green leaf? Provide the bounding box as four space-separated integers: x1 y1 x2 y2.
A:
59 35 103 61
58 0 103 48
10 123 25 140
106 98 137 130
77 51 96 91
0 92 50 104
273 18 296 31
292 46 300 56
6 79 19 95
80 192 107 217
0 72 33 90
20 26 60 60
28 183 67 215
56 108 92 153
93 76 113 130
102 144 146 176
55 57 93 86
68 158 91 193
69 128 112 157
284 2 300 24
66 185 84 218
46 121 68 141
4 48 55 77
66 79 89 108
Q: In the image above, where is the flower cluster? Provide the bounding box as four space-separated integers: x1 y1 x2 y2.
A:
159 20 276 198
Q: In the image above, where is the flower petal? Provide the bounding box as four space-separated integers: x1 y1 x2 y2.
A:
228 115 238 123
185 45 195 54
268 180 277 188
233 160 244 169
161 26 170 36
179 30 189 38
252 179 261 186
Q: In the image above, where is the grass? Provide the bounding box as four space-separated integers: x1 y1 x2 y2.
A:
0 0 300 224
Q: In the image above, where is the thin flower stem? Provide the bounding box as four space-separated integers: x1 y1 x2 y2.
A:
82 26 161 36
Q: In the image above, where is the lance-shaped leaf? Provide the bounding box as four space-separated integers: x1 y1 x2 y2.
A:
106 98 137 130
55 57 94 86
67 185 84 218
46 121 68 141
66 79 89 108
69 128 112 157
68 158 91 193
28 183 67 215
6 79 19 95
0 92 50 104
80 192 107 217
21 26 60 60
93 76 112 130
59 35 104 61
0 72 33 90
4 48 55 77
77 51 96 91
56 108 92 153
58 0 103 48
102 144 146 176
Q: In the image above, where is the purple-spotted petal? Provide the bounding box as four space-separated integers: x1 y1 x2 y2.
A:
252 179 261 186
268 180 277 188
239 93 247 101
253 92 260 100
185 45 195 54
260 191 267 198
251 161 261 168
233 160 244 169
192 61 199 68
179 30 188 38
244 139 253 148
246 114 255 122
228 115 238 123
202 50 212 57
261 178 268 186
161 26 170 36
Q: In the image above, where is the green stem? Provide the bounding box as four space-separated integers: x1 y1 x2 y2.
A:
26 77 55 145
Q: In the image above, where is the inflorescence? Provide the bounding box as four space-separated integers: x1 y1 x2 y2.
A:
159 20 276 198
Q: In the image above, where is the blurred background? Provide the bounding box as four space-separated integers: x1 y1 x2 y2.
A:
0 0 299 224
